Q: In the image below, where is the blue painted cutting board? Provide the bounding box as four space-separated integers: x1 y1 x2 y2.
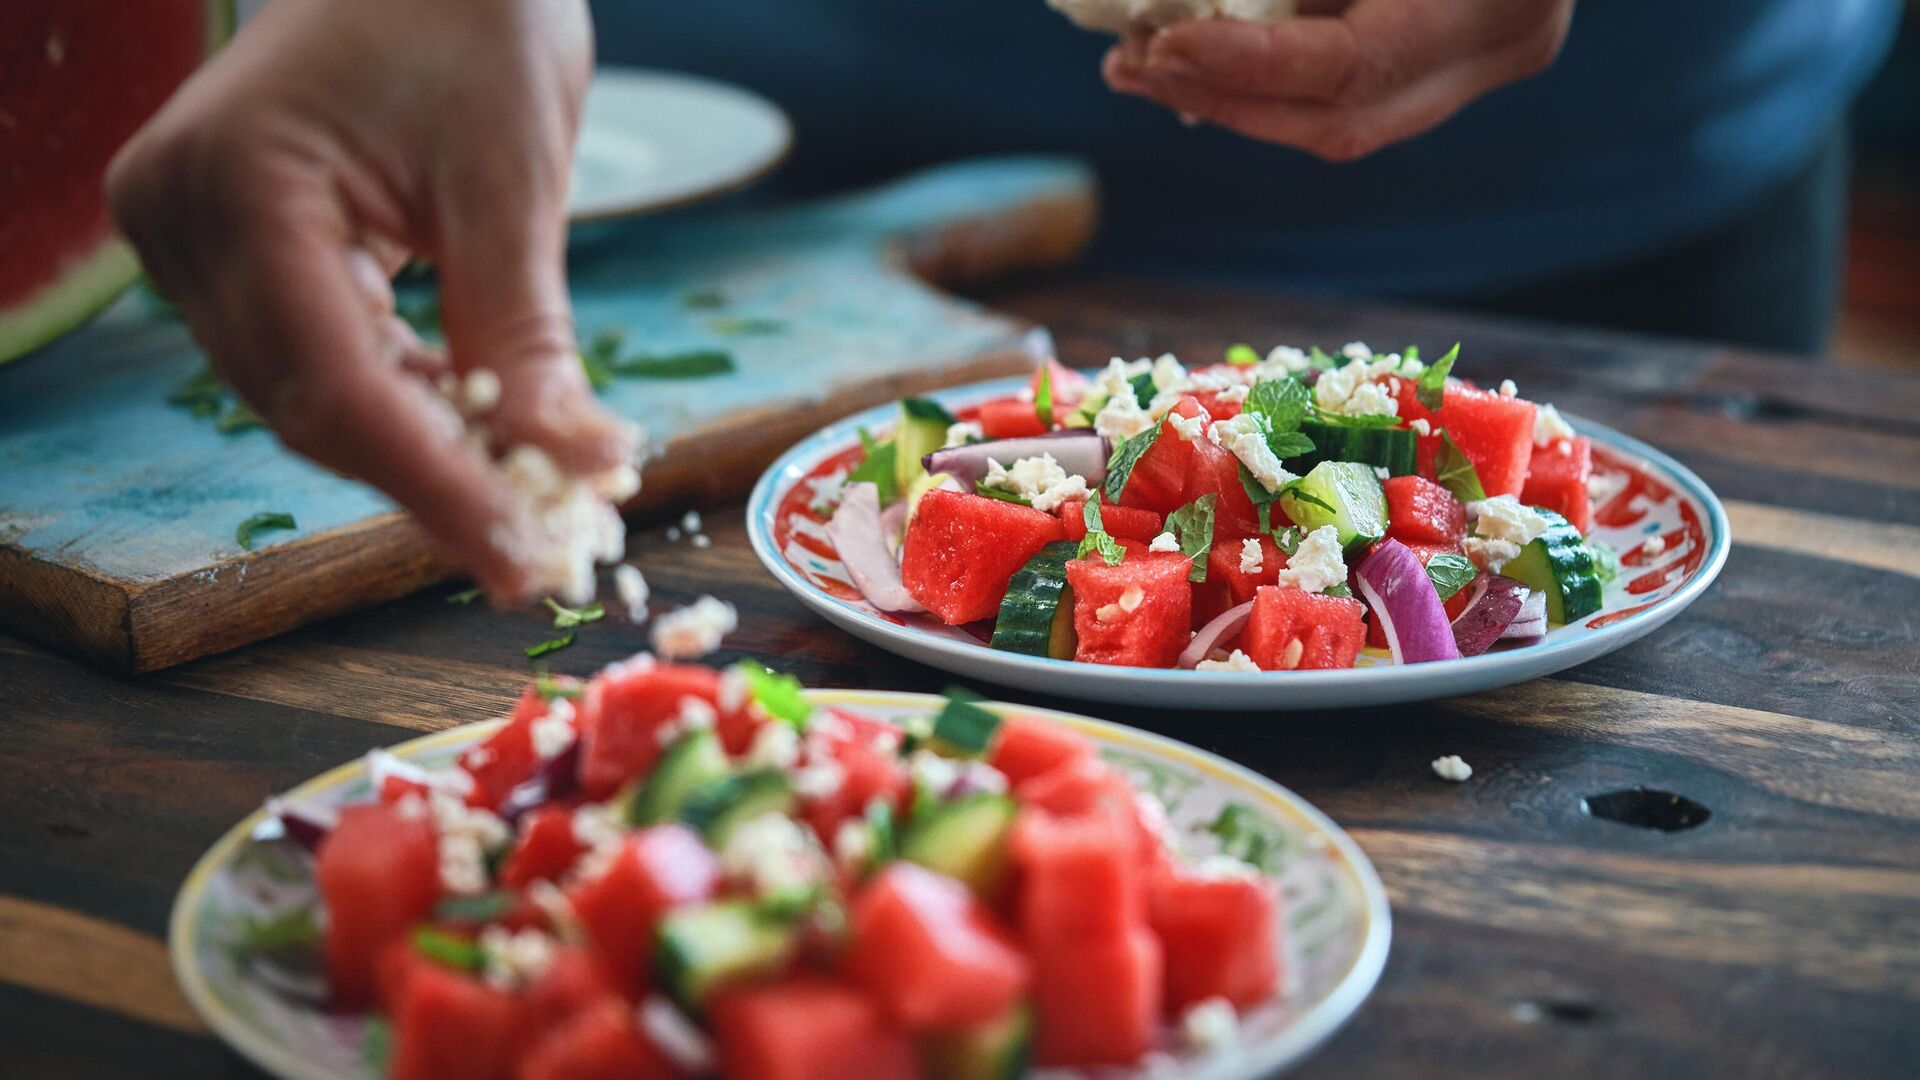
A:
0 156 1097 671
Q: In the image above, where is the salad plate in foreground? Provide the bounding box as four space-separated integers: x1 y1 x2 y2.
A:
172 660 1389 1080
748 347 1728 710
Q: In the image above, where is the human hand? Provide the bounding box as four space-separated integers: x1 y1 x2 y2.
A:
107 0 637 599
1103 0 1573 161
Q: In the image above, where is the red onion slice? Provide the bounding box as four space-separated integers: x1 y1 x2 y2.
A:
1448 573 1531 657
825 482 925 613
1500 587 1548 642
1178 601 1255 669
1356 540 1462 665
922 431 1110 489
252 796 337 852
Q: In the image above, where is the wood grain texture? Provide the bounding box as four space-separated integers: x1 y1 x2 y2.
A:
0 157 1097 673
0 896 205 1035
4 274 1919 1078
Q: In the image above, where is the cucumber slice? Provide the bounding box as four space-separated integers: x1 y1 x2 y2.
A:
894 397 956 494
930 692 1004 757
680 769 796 847
1500 508 1603 624
900 793 1017 894
656 900 799 1008
1278 461 1388 549
990 541 1079 659
624 729 730 825
922 1004 1034 1080
1286 420 1416 476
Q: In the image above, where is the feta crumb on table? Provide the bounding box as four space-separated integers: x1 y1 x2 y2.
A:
614 564 650 622
650 596 737 659
1432 755 1473 782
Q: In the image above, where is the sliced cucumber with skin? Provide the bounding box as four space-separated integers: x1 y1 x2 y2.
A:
906 470 956 522
894 398 956 494
1500 508 1604 624
1278 461 1388 550
680 769 795 847
656 900 799 1008
624 729 730 825
929 694 1004 758
990 541 1079 659
1286 420 1416 477
922 1004 1034 1080
900 793 1017 895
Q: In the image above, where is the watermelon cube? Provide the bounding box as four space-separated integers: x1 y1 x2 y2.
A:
902 489 1065 625
1016 756 1164 872
459 686 549 810
519 999 684 1080
844 864 1031 1030
1011 809 1145 942
976 396 1048 440
1113 397 1210 513
316 803 440 1008
1149 866 1281 1011
1183 433 1264 539
1522 435 1594 534
1382 475 1467 545
1205 535 1285 607
1392 379 1536 498
988 715 1097 787
1029 926 1163 1068
800 731 909 846
1056 499 1165 543
566 826 720 992
1242 587 1367 671
1064 553 1192 668
388 963 516 1080
710 977 922 1080
499 805 587 890
515 948 623 1058
578 663 738 798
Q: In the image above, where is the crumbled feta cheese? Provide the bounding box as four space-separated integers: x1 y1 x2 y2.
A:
1641 534 1666 557
981 453 1091 513
717 667 750 715
1273 525 1346 594
655 695 718 747
1149 352 1189 391
1239 538 1264 575
1432 754 1473 782
1209 414 1296 493
1410 418 1432 436
461 368 502 414
1116 585 1145 613
943 420 984 448
791 747 847 800
480 926 556 991
690 533 712 549
1260 345 1311 375
681 509 703 534
1167 409 1207 441
1093 388 1154 442
908 749 962 796
529 697 576 760
1587 469 1628 506
525 879 583 942
1533 403 1576 447
833 817 874 874
719 812 827 897
650 596 737 660
1194 853 1260 879
1341 341 1373 361
614 564 650 623
1181 997 1241 1055
1498 379 1518 398
1149 531 1180 553
1196 649 1260 672
1468 495 1550 547
1315 355 1402 418
805 467 848 508
430 791 511 896
742 720 800 770
1091 357 1152 400
639 997 715 1074
570 802 626 879
1462 537 1522 573
665 526 682 542
492 444 636 606
1374 465 1392 480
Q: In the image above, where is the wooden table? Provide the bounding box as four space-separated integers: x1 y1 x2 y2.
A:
5 276 1918 1079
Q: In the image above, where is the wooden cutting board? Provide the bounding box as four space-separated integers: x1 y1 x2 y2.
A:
0 156 1097 672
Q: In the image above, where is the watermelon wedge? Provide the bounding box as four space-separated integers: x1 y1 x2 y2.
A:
0 2 233 364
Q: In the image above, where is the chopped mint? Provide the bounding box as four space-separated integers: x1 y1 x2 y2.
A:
534 670 583 701
215 401 265 435
607 349 735 379
1307 346 1341 371
446 587 483 605
1077 494 1126 567
1244 377 1311 435
1273 525 1305 556
1164 493 1217 583
708 316 785 336
973 482 1032 506
1425 552 1478 600
411 927 484 972
544 598 605 630
1207 802 1283 873
1238 464 1280 534
900 396 958 426
847 428 900 503
234 907 321 957
1323 582 1354 599
734 661 813 728
1435 430 1488 503
434 892 515 923
1590 540 1622 585
1129 372 1157 411
1225 343 1261 367
1415 342 1459 411
1102 426 1160 503
236 512 297 550
524 632 576 659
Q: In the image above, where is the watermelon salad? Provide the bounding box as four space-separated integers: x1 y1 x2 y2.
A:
811 343 1617 672
242 656 1285 1078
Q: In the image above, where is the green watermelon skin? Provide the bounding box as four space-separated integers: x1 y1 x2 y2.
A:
0 1 232 364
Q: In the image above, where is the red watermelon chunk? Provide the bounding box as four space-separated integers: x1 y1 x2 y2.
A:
1056 499 1164 543
1011 809 1145 942
1242 587 1367 671
499 805 587 890
799 722 910 844
975 397 1048 440
1113 397 1210 513
1016 756 1165 873
518 998 684 1080
458 687 551 810
578 663 736 799
843 864 1031 1030
1392 379 1536 497
1382 475 1467 545
1149 866 1281 1012
1206 535 1285 607
901 489 1065 625
1522 434 1593 534
515 948 624 1058
988 715 1097 787
1182 430 1263 538
1029 926 1163 1068
316 803 440 1008
710 977 922 1080
1064 552 1192 668
566 826 720 992
389 963 517 1080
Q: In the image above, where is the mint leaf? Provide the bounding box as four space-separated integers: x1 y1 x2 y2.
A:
608 349 735 379
1237 464 1279 534
847 429 899 503
1309 408 1402 429
1208 802 1282 872
1307 346 1340 371
534 671 583 701
1165 494 1217 582
1225 343 1261 367
1416 342 1459 411
1244 377 1311 435
524 632 575 659
446 587 482 605
1273 526 1305 556
708 316 785 336
1034 366 1053 428
1077 494 1127 566
973 482 1032 505
1129 372 1158 411
412 927 484 972
1323 582 1354 598
1424 552 1478 600
1267 430 1317 459
1279 480 1337 515
1435 430 1488 503
236 511 296 550
1103 426 1160 503
901 396 958 426
544 598 605 630
735 661 813 728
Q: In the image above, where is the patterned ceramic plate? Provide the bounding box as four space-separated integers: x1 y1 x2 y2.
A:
748 377 1730 709
171 692 1390 1080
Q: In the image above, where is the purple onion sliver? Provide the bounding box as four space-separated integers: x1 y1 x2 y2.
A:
921 431 1110 489
1178 600 1254 669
